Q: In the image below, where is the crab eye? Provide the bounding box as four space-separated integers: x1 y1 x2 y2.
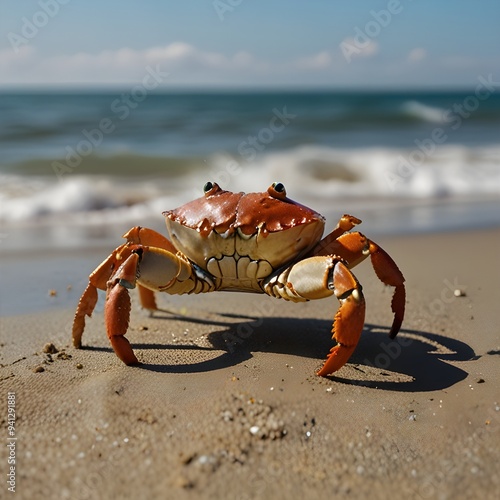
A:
268 182 287 199
273 182 285 193
203 181 221 196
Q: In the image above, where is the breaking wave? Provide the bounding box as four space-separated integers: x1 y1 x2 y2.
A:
1 145 499 226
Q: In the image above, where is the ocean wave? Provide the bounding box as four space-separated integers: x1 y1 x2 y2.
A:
2 92 500 160
401 101 447 123
1 145 499 228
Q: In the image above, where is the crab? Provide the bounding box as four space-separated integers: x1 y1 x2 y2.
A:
72 182 406 376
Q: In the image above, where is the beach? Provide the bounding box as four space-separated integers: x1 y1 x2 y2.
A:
2 0 500 496
1 226 499 499
1 89 499 499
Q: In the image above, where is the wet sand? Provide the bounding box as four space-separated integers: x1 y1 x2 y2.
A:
1 228 499 499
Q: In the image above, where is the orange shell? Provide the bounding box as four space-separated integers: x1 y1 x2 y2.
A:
163 183 324 238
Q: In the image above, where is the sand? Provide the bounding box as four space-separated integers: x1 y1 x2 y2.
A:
1 227 499 499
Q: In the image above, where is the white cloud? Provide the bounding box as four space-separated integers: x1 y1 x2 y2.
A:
1 40 490 88
408 48 426 63
2 42 342 87
0 45 35 66
0 42 268 85
294 51 333 70
339 37 379 62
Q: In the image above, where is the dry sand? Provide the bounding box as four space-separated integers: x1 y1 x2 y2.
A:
1 228 499 499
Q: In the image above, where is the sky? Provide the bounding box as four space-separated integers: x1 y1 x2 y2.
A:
0 0 499 90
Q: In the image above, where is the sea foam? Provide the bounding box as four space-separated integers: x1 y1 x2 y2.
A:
401 100 447 123
1 145 499 229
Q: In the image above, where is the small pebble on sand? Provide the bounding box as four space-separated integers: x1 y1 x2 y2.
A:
42 342 58 354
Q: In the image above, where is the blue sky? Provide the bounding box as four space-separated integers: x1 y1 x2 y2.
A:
1 0 499 89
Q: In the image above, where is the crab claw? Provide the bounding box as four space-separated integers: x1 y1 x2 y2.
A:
72 241 131 349
317 262 366 376
104 252 140 365
105 283 138 365
313 228 406 342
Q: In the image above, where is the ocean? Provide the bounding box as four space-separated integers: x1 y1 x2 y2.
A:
1 90 499 253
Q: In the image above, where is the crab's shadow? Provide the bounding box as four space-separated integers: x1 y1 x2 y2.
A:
126 311 477 392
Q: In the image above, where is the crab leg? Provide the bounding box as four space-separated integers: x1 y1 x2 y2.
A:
310 214 362 256
72 243 130 349
312 229 406 339
137 284 158 311
263 256 366 375
122 226 178 253
72 227 180 350
366 238 406 338
72 283 99 349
